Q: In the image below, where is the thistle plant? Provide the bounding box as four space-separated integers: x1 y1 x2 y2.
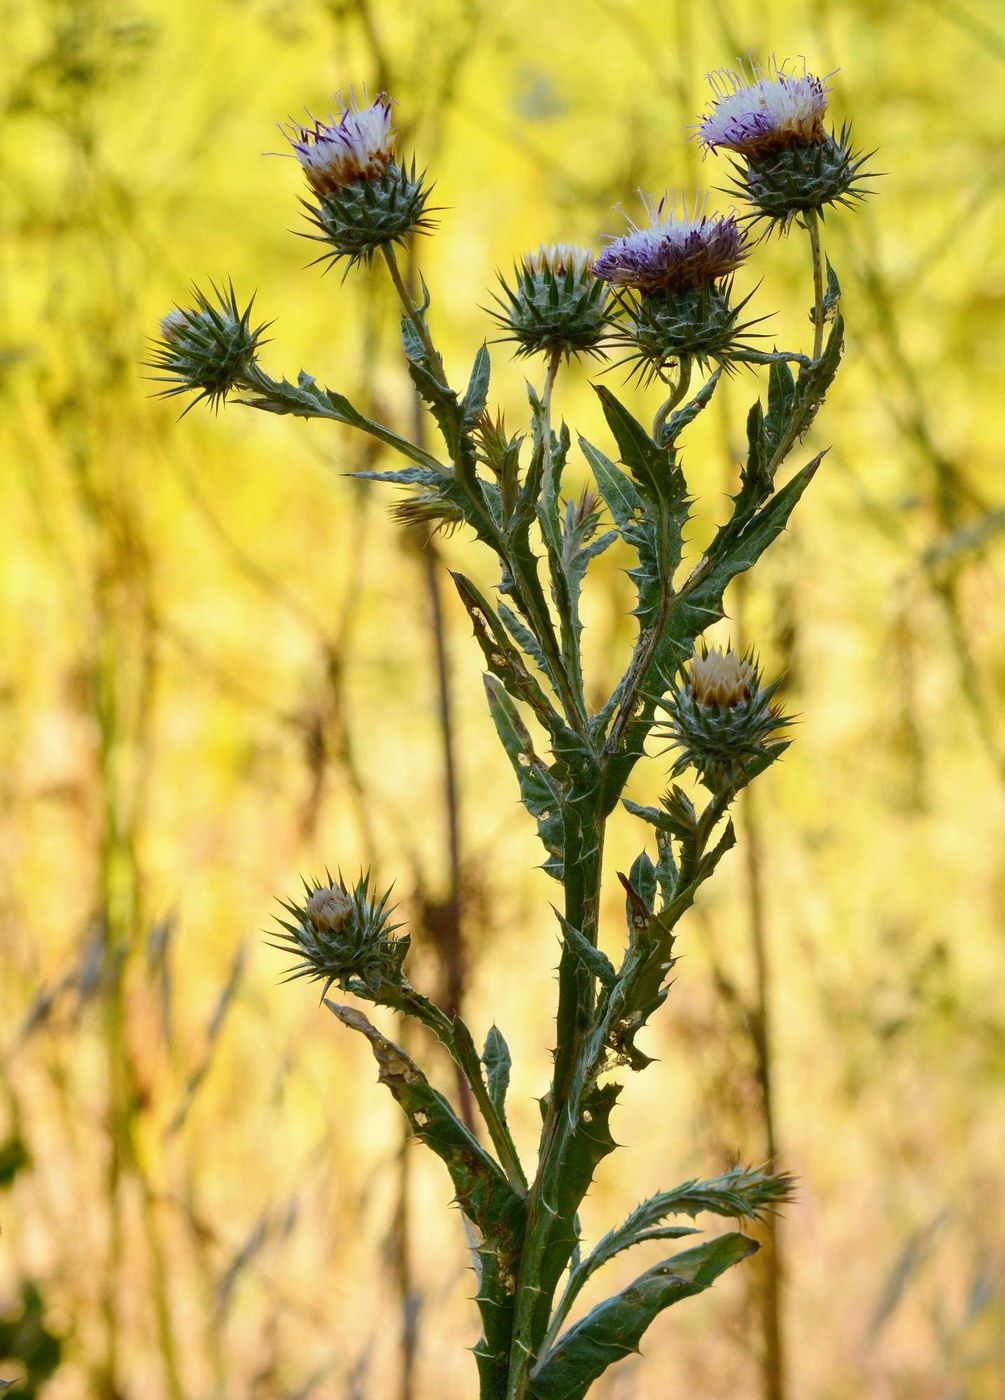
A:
153 70 870 1400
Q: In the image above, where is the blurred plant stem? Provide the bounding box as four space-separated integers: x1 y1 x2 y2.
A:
729 454 787 1400
740 779 785 1400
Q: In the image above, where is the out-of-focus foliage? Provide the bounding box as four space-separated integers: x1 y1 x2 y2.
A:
1 2 1003 1399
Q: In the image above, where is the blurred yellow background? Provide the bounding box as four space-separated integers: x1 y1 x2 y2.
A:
2 1 1004 1397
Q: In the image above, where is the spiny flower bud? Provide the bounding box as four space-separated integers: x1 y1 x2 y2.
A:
272 873 408 998
286 92 434 272
490 243 613 361
657 646 792 789
695 57 874 229
148 283 268 412
592 194 756 378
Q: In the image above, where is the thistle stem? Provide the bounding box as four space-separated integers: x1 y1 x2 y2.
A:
507 814 605 1400
381 243 444 377
805 208 825 361
652 355 693 441
540 345 563 515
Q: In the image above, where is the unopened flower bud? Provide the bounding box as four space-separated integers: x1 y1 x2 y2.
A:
159 308 192 343
149 283 267 411
271 873 408 998
695 57 874 229
286 92 433 271
658 646 791 789
305 884 353 933
688 648 755 708
490 243 613 361
593 195 756 377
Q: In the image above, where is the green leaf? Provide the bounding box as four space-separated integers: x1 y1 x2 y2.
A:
593 385 689 510
660 368 721 446
555 912 617 991
621 799 673 832
600 450 824 810
626 852 656 919
324 1001 523 1223
483 673 565 880
530 1234 759 1400
239 370 444 472
351 465 448 487
482 1025 512 1117
452 572 565 739
325 1001 525 1400
766 314 843 475
497 601 553 680
579 436 643 534
462 344 491 430
556 1166 795 1330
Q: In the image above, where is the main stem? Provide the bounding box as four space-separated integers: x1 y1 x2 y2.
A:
805 208 825 361
506 802 605 1400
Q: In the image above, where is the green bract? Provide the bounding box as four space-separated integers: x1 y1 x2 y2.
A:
726 124 874 230
657 651 793 790
302 159 434 271
491 247 613 360
149 283 268 411
615 281 758 378
272 873 407 998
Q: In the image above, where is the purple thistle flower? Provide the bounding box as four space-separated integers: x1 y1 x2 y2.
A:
286 92 395 195
592 194 749 295
696 56 830 157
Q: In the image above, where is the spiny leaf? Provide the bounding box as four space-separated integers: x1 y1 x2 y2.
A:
555 912 617 991
530 1234 759 1400
579 436 642 534
532 1081 622 1348
482 1025 512 1117
324 1002 525 1275
452 571 564 739
592 385 688 510
239 369 444 471
462 344 492 430
483 673 565 880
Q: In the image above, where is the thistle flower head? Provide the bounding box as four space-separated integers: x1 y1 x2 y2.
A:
594 195 758 379
592 194 749 295
696 56 830 157
286 92 395 195
656 645 792 790
696 58 875 229
490 241 612 361
271 872 408 999
148 283 268 412
289 91 434 274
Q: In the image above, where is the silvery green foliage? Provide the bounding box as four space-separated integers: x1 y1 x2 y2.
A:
154 62 866 1400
